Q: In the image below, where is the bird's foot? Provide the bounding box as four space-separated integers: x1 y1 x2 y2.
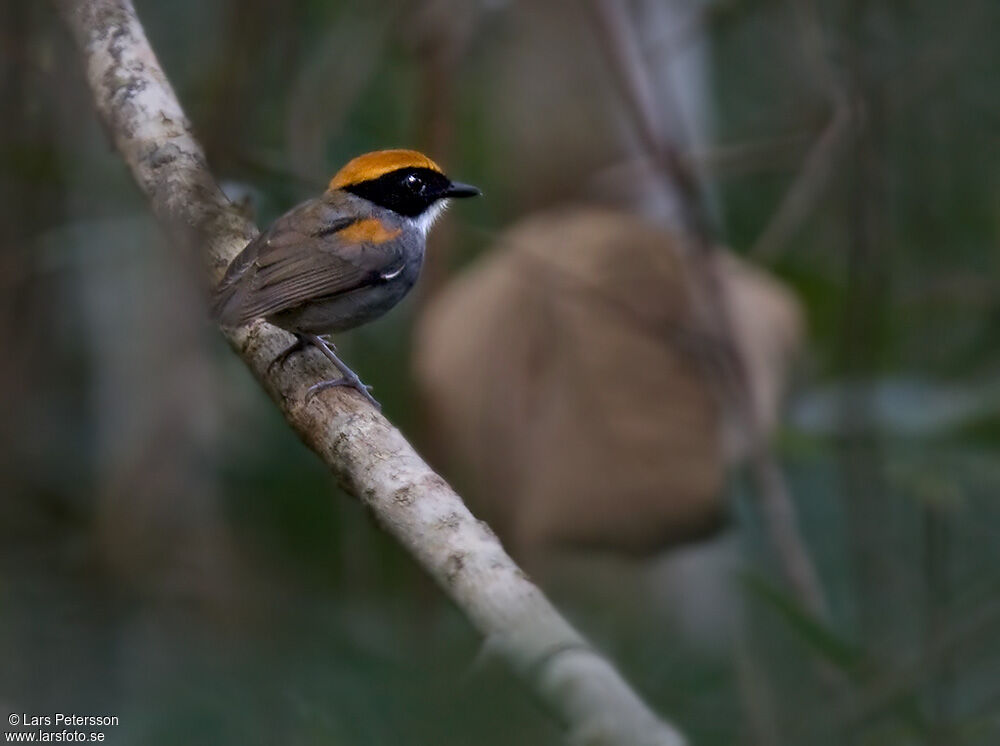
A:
298 333 380 408
306 376 381 409
267 334 308 375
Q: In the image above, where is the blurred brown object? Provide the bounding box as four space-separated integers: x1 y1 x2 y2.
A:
414 206 803 561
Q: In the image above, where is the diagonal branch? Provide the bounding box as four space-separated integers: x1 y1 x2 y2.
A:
751 0 855 261
587 0 714 246
55 1 687 744
587 0 829 621
750 103 852 261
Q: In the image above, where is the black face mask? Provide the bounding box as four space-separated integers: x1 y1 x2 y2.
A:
344 167 479 217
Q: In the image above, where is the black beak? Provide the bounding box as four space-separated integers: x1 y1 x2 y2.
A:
444 181 481 198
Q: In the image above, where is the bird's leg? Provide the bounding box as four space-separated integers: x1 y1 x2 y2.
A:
267 333 309 375
301 333 380 409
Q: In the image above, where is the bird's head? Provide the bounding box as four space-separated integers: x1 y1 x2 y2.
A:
328 149 480 235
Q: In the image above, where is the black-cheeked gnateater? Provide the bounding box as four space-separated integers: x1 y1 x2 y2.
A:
212 149 480 407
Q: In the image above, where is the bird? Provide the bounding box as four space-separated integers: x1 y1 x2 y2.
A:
212 149 480 407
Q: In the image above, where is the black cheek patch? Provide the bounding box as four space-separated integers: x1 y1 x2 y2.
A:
343 167 451 217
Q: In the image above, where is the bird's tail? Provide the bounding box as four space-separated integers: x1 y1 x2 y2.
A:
210 251 255 329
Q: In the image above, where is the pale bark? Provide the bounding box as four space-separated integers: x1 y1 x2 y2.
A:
55 1 687 744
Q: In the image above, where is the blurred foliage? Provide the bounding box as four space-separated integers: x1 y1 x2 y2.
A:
1 0 999 744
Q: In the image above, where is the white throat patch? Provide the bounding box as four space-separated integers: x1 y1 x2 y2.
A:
413 200 450 237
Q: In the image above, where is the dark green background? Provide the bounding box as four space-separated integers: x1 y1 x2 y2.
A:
1 0 999 743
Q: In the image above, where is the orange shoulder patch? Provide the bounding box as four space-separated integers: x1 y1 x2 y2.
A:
329 149 443 190
336 217 403 245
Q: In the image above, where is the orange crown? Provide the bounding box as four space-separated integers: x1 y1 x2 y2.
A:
328 149 443 191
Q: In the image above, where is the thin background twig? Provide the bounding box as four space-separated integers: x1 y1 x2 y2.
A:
587 0 829 622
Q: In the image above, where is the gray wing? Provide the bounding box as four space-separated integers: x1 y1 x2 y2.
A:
211 199 402 328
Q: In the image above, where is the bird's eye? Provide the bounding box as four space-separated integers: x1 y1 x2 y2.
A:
404 173 423 193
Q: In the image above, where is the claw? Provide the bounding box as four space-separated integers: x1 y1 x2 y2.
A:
299 333 380 409
265 332 379 408
306 377 381 409
267 334 307 375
